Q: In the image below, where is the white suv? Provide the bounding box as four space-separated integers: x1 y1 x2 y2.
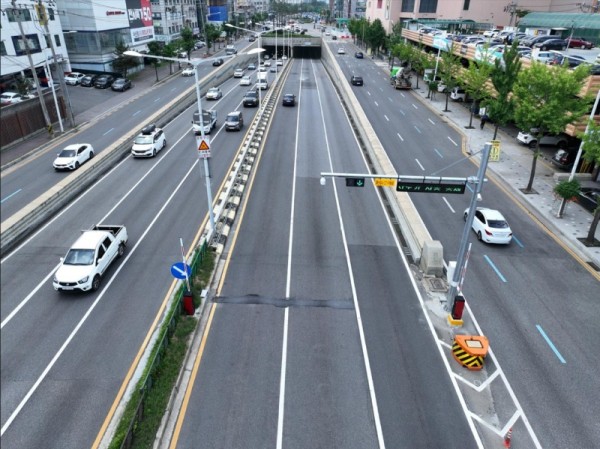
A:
131 124 166 157
516 129 568 149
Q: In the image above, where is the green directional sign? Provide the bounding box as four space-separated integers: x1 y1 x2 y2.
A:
346 177 365 187
396 181 466 194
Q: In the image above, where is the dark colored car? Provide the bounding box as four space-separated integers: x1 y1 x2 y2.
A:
577 187 600 213
94 74 115 89
249 35 256 42
567 37 594 49
350 75 363 86
551 148 578 169
589 65 600 75
80 74 98 87
355 51 364 59
111 78 132 91
282 93 296 106
243 90 259 107
533 38 567 51
213 58 224 66
332 35 337 40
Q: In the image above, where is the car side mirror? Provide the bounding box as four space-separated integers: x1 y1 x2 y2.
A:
59 257 64 263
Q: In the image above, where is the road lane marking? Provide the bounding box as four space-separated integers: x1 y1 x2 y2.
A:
415 159 425 171
132 110 141 116
397 133 404 142
384 114 389 121
443 197 455 213
1 189 22 203
414 125 421 134
483 255 507 282
103 128 114 136
399 109 405 116
448 136 458 146
412 103 418 109
434 148 444 158
428 118 435 125
536 325 566 364
513 236 524 248
374 101 379 107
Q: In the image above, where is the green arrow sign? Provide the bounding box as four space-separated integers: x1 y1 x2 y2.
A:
346 177 365 187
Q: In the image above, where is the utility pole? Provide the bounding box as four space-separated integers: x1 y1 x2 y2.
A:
37 0 75 128
12 0 54 137
504 1 518 27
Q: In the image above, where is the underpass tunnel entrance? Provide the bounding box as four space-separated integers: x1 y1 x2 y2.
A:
262 45 322 59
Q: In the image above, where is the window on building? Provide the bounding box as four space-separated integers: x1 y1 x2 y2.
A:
47 7 55 20
12 34 42 56
419 0 438 13
6 8 32 22
0 41 6 56
401 0 415 12
377 0 382 8
463 0 470 10
54 35 61 47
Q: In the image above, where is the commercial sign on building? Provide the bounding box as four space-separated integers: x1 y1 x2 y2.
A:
127 0 154 43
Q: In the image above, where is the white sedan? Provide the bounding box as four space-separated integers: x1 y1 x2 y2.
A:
0 91 35 105
182 66 195 76
64 72 85 85
206 87 222 100
337 47 346 55
464 207 513 244
239 75 252 86
53 144 95 171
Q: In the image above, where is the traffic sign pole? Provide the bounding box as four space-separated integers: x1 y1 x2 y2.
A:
180 238 191 291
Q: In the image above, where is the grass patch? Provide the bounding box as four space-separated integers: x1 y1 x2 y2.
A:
108 248 215 449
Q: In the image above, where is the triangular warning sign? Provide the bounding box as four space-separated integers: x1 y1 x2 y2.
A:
198 139 210 151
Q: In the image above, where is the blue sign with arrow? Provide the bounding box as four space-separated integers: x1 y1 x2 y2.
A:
170 262 191 280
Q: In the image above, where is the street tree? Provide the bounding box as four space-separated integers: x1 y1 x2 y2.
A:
366 19 386 56
204 23 222 55
485 41 522 141
147 41 164 82
112 41 138 78
579 119 600 244
162 43 177 74
438 42 462 112
179 27 195 59
463 60 493 129
513 63 591 193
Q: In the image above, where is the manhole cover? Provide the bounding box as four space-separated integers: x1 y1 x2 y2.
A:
425 278 447 292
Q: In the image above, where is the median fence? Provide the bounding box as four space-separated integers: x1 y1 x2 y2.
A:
113 240 208 449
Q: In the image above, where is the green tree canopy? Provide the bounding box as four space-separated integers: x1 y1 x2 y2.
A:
112 41 138 77
366 19 386 55
514 63 592 192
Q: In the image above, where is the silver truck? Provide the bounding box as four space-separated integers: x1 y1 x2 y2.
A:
53 225 128 292
192 109 217 135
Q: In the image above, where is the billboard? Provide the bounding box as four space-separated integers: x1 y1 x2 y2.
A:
207 6 228 23
127 0 154 43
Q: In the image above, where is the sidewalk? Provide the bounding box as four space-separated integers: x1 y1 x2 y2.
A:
374 60 600 272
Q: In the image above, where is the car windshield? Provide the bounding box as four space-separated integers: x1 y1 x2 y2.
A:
134 135 153 144
64 249 95 265
227 114 239 122
209 88 218 93
488 219 509 229
58 149 76 158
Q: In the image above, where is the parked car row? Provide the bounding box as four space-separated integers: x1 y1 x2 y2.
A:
64 72 133 92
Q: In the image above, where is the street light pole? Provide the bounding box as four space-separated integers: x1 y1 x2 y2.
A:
447 142 492 305
225 23 265 105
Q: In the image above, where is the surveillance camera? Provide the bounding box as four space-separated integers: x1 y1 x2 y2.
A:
320 177 326 186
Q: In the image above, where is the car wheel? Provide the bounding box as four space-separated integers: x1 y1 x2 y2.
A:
153 148 157 157
89 151 94 160
542 46 547 51
162 140 166 149
117 243 125 258
528 141 537 149
92 275 101 291
477 231 483 241
75 161 80 169
463 212 468 221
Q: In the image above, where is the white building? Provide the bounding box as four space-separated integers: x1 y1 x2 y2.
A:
0 1 71 84
55 0 156 73
151 0 200 43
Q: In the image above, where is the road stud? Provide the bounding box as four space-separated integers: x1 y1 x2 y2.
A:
452 335 489 371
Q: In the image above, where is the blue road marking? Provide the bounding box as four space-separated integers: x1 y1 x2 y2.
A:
536 325 566 364
414 125 422 134
1 189 22 203
483 255 507 282
133 110 141 116
434 148 444 158
103 128 114 136
512 236 524 248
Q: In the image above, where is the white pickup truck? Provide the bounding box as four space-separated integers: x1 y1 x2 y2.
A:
192 109 217 135
53 225 128 292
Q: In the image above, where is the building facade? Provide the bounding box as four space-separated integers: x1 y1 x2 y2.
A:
152 0 200 43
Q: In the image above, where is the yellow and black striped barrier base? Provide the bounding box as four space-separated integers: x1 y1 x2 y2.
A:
452 335 489 371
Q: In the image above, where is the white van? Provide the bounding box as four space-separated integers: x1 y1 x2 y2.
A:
257 71 268 82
